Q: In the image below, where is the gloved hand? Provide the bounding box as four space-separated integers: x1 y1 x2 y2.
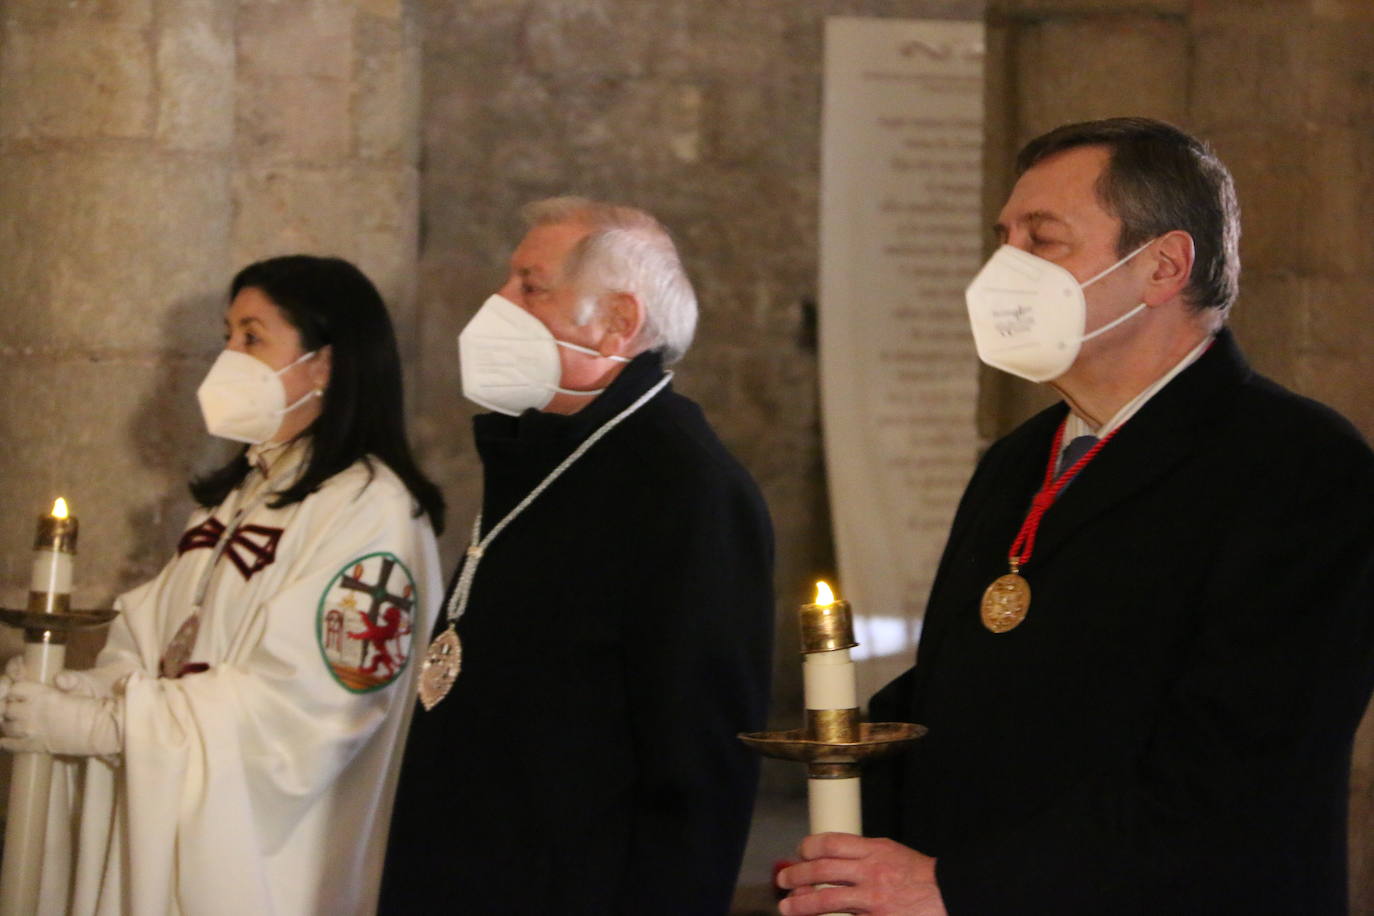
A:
0 656 107 700
0 680 122 756
0 655 27 702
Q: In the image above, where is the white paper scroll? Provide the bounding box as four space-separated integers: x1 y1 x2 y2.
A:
818 16 985 701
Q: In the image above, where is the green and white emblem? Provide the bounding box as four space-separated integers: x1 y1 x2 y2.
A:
317 551 417 692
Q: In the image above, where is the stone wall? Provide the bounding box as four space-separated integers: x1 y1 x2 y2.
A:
0 0 420 801
0 0 235 626
982 0 1374 908
0 0 420 626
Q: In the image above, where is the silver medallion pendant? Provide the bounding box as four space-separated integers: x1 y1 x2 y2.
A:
160 613 202 679
418 626 463 711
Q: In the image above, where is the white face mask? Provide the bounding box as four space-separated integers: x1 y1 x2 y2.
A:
458 293 628 416
964 240 1154 382
197 349 319 444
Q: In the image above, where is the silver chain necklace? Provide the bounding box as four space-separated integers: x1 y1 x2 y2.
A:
416 371 673 710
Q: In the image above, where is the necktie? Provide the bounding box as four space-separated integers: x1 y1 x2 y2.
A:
1056 434 1099 479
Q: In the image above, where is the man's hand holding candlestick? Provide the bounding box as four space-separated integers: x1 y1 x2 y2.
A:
776 833 947 916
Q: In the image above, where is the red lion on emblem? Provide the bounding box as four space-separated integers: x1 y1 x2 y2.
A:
347 605 412 679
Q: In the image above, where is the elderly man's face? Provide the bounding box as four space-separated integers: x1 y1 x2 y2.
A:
496 220 616 411
994 145 1147 346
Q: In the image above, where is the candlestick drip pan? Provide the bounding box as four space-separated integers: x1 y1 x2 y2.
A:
738 721 926 765
0 609 117 635
0 609 116 645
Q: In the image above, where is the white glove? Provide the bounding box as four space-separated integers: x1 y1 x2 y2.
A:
0 656 107 700
0 659 16 703
0 680 122 756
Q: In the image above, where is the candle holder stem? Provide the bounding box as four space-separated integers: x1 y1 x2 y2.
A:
0 640 66 916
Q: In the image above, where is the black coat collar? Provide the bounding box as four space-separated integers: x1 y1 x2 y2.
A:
473 351 668 460
1012 328 1252 570
470 351 670 523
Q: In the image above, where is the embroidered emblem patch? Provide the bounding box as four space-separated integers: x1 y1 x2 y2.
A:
317 552 417 693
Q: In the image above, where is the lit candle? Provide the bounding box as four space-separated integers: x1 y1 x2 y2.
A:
738 578 925 914
802 582 858 715
28 498 77 613
1 498 79 916
800 581 862 836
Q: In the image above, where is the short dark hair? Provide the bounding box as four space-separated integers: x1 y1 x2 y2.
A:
1016 117 1241 316
191 255 445 534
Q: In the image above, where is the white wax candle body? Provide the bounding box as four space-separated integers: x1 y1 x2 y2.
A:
808 775 862 835
0 642 66 916
29 549 73 596
803 648 858 710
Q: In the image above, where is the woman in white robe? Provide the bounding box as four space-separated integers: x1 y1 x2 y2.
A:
0 255 445 915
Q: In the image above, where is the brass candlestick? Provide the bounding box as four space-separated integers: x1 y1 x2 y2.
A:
739 583 925 835
0 500 116 916
0 507 115 642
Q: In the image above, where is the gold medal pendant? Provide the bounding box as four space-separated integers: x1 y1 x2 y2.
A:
981 568 1031 633
418 625 462 711
981 417 1116 634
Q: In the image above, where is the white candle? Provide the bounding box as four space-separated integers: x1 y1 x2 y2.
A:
29 550 73 597
799 580 864 855
1 497 77 916
801 586 864 916
803 647 858 710
802 582 859 712
25 498 76 615
808 776 863 835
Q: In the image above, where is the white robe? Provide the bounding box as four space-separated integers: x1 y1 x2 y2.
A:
40 450 440 915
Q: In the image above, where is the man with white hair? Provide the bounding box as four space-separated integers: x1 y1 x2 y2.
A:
380 198 774 913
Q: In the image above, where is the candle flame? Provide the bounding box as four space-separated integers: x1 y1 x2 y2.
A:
814 580 836 606
51 498 69 519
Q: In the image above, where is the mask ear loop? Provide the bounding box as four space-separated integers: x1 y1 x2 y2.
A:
1079 238 1156 289
276 388 322 416
556 339 631 363
1077 238 1156 343
272 350 322 417
547 340 633 397
1081 302 1148 342
272 349 318 375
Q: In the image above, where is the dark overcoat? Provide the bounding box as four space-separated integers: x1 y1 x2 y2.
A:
380 353 774 914
867 330 1374 915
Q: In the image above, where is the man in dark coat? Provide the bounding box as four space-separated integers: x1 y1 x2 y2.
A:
380 197 774 914
779 118 1374 914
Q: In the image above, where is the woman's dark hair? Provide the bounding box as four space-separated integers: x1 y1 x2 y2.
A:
190 255 445 534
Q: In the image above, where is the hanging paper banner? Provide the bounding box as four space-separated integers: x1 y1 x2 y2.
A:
819 14 986 699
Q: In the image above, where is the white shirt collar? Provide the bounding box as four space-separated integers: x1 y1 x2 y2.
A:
1064 334 1214 442
244 437 310 487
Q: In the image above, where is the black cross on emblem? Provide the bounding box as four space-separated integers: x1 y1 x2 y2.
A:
340 556 414 627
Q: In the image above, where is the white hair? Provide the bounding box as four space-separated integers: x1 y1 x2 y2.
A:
521 196 698 365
